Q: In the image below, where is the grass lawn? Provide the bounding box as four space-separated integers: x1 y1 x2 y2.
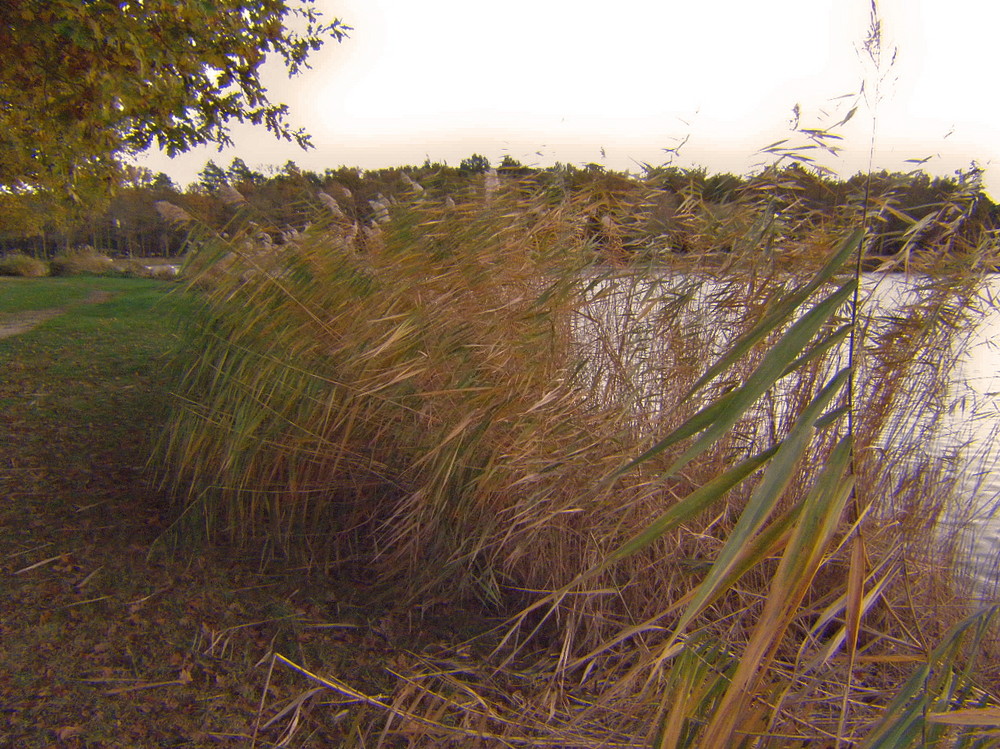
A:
0 277 485 747
0 276 141 313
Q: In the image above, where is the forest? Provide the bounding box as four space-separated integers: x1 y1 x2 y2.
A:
1 154 995 270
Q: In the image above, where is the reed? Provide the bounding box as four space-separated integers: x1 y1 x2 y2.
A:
158 165 1000 745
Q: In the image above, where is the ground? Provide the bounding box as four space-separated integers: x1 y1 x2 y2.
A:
0 277 496 748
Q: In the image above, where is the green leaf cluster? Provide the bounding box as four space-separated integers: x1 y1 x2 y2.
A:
0 0 348 197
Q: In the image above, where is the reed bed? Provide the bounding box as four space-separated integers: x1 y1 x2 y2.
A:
158 170 1000 746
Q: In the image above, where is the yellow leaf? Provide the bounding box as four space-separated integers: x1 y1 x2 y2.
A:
927 707 1000 726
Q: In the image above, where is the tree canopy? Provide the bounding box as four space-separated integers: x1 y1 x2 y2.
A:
0 1 348 198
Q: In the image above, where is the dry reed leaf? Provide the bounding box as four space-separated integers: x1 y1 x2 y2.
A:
926 708 1000 726
317 191 344 217
218 184 247 206
154 200 193 225
157 165 1000 747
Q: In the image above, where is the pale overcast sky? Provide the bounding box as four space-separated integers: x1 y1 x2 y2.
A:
138 0 1000 196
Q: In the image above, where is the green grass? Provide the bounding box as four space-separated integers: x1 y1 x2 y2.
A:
0 278 187 407
0 276 487 747
0 276 154 313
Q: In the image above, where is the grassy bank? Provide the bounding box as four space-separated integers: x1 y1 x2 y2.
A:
0 277 465 747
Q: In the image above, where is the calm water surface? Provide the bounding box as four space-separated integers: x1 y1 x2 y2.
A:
940 276 1000 597
583 271 1000 597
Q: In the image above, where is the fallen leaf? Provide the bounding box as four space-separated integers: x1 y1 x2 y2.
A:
55 724 84 740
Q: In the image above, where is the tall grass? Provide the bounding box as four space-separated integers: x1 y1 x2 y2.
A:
158 166 1000 745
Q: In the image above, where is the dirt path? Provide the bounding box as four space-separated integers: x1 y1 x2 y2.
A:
0 290 113 339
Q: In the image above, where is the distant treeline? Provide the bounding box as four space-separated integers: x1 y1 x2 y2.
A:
1 155 995 263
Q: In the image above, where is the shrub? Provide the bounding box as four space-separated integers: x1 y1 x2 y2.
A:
146 264 181 280
112 259 181 280
0 252 49 277
49 246 115 276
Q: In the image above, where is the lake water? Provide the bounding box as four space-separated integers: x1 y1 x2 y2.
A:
939 277 1000 598
852 274 1000 599
575 271 1000 599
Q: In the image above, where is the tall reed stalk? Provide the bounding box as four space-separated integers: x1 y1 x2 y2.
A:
158 165 1000 745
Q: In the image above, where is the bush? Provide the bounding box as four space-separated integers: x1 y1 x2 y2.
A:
0 252 49 277
49 246 115 276
111 259 181 280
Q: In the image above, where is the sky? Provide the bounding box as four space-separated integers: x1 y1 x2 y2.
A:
137 0 1000 197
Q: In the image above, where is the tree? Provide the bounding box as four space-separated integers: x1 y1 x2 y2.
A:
227 158 263 186
0 1 349 198
198 161 229 192
152 172 178 193
458 154 491 175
